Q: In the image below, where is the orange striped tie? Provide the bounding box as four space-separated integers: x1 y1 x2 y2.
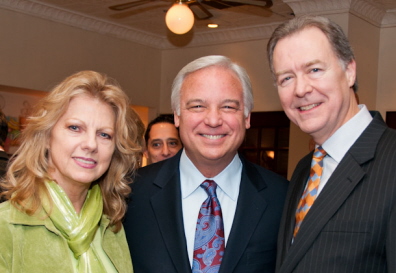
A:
294 146 327 237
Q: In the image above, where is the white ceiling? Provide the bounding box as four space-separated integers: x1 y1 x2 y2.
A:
2 0 396 49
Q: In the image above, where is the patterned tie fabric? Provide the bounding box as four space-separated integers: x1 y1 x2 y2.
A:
294 146 327 237
192 180 225 273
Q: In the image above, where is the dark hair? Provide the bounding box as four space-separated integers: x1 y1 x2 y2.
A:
144 115 178 145
0 111 8 147
267 15 358 92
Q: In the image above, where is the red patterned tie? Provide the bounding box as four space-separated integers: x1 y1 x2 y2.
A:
192 180 225 273
294 146 327 237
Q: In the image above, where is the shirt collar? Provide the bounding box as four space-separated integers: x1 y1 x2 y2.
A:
322 104 372 163
180 149 242 201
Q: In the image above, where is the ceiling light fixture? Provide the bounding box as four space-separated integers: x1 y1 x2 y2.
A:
165 1 195 35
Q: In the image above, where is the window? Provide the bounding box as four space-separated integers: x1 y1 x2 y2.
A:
239 111 290 178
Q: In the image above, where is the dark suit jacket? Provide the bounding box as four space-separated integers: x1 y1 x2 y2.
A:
0 150 9 203
0 150 8 178
276 112 396 273
124 151 288 273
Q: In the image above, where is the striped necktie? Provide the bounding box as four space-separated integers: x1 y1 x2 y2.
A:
294 146 327 237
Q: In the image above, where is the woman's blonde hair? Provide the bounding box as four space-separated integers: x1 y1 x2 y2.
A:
1 70 142 231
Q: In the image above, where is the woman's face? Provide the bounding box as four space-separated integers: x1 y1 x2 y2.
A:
47 94 116 193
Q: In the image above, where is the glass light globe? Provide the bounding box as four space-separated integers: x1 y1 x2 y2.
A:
165 3 194 35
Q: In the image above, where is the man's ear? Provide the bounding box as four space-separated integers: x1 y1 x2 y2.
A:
174 111 180 128
245 113 251 129
346 60 356 89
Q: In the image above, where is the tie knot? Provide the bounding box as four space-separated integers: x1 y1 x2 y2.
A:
313 146 327 160
201 180 218 198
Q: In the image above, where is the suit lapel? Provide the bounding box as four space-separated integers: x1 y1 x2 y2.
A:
279 113 387 273
220 159 268 273
150 154 192 273
280 156 365 272
278 154 311 264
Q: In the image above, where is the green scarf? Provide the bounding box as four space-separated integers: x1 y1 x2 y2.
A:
42 181 106 273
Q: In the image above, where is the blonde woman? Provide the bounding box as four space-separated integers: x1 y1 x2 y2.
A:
0 71 141 272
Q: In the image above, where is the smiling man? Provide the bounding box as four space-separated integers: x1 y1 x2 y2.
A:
267 15 396 273
124 55 288 273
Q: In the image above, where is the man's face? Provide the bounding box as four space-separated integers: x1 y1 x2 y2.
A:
144 122 182 164
273 27 357 144
174 66 250 169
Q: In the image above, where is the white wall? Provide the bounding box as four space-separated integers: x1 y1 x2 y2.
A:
0 8 162 111
377 26 396 117
160 39 282 114
348 14 380 111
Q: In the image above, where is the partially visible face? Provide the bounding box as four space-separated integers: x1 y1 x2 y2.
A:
273 27 358 144
144 122 182 164
48 94 115 194
174 66 250 169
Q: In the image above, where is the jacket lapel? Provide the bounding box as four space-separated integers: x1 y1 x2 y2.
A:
278 154 311 265
279 113 387 273
280 156 366 272
219 158 268 273
149 154 192 273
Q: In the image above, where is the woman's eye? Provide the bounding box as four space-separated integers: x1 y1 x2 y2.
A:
68 125 79 131
100 132 112 139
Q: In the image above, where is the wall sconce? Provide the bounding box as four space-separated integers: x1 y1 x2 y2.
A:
165 1 194 35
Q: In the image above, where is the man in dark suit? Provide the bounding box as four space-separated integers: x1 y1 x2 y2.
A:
124 55 288 273
267 15 396 272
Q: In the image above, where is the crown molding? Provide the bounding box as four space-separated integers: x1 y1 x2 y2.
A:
0 0 169 49
283 0 396 28
2 0 395 49
283 0 351 16
350 0 396 27
0 0 290 49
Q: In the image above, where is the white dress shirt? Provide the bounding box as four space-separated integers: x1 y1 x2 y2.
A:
317 104 373 195
179 149 242 266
